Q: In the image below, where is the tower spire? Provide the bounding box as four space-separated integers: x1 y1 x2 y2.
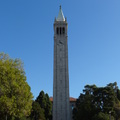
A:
56 6 65 21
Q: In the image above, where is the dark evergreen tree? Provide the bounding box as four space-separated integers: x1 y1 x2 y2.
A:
35 91 52 120
30 101 45 120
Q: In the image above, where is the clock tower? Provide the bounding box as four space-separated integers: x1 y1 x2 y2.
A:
53 6 70 120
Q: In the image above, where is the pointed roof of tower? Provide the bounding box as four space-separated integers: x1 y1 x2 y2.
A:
56 6 65 21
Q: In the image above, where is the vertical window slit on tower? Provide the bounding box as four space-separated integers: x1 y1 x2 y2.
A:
60 27 61 35
56 27 65 35
63 27 65 34
56 27 59 35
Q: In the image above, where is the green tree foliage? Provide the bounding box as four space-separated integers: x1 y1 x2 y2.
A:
30 101 45 120
73 82 120 120
35 91 52 120
0 53 33 120
92 112 110 120
73 85 97 120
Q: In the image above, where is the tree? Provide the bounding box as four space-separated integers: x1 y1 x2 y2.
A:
73 93 96 120
93 86 116 113
92 112 110 120
30 101 45 120
117 89 120 101
36 91 46 109
0 53 33 120
36 91 52 120
73 82 120 120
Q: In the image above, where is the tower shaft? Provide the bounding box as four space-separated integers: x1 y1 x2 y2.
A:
53 7 70 120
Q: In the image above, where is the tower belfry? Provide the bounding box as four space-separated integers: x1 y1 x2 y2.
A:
53 6 70 120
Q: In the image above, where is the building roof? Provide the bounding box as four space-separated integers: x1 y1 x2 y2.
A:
56 6 65 21
49 97 77 102
69 97 77 102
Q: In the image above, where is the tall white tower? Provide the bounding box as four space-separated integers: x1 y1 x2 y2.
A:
53 6 70 120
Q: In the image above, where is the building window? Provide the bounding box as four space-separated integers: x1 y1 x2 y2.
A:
56 27 59 35
63 27 65 34
56 27 65 35
72 104 74 110
60 27 62 35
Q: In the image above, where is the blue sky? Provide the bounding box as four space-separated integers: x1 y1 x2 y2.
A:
0 0 120 99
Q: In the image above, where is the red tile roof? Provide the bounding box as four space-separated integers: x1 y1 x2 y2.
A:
49 97 77 102
69 97 77 102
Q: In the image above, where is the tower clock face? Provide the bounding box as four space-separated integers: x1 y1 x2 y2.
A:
57 40 63 45
58 42 63 58
59 40 63 45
